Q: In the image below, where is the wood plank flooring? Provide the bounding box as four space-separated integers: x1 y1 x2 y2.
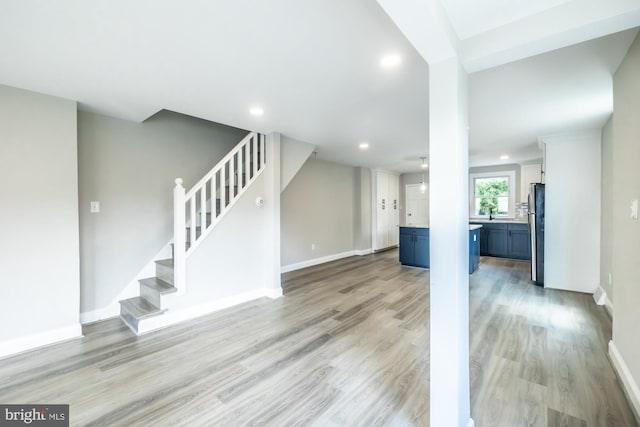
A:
0 250 636 426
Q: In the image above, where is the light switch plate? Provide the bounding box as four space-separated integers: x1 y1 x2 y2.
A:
631 199 638 220
90 201 100 213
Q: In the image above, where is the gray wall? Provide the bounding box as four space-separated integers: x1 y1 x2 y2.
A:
600 117 614 304
400 172 429 226
281 158 356 266
354 167 372 251
281 135 315 191
0 85 80 343
78 110 247 314
611 32 640 395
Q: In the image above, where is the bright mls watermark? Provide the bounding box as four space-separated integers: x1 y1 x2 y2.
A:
1 405 68 426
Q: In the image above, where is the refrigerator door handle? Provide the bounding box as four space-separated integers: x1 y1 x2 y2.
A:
529 212 537 282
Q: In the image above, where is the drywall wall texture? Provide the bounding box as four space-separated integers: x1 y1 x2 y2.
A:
182 139 281 307
0 85 80 344
543 131 601 294
400 172 429 226
611 32 640 402
78 110 247 315
354 167 372 252
600 117 614 306
281 158 356 266
280 135 315 192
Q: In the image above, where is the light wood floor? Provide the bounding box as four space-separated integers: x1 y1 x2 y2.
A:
0 250 636 426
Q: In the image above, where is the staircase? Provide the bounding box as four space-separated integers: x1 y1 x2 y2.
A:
119 132 267 334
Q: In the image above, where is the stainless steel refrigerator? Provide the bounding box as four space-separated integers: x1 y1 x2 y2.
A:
528 183 545 286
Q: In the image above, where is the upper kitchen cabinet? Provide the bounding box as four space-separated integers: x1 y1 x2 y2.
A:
373 170 400 251
520 163 542 203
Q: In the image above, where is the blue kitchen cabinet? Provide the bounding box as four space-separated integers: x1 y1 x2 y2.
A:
399 232 415 265
400 226 479 273
399 227 429 268
469 228 480 274
507 223 531 260
414 233 430 268
470 222 531 260
486 223 509 257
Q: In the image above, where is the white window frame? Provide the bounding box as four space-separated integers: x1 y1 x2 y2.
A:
469 171 516 219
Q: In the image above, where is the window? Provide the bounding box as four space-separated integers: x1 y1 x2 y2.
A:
469 171 516 218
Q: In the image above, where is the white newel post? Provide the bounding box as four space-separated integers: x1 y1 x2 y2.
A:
174 178 186 295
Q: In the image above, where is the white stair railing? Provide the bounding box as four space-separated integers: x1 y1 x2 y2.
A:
173 132 266 294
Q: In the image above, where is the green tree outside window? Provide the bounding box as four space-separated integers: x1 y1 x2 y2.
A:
474 177 509 216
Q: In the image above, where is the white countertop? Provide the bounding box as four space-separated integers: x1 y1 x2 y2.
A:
469 218 528 224
402 224 483 231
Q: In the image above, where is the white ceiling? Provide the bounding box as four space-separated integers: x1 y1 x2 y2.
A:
0 0 639 172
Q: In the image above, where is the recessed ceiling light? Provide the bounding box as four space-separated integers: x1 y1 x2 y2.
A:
500 154 509 160
359 142 369 150
249 107 264 117
380 54 401 68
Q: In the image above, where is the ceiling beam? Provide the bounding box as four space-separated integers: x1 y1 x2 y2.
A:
460 0 640 72
376 0 459 64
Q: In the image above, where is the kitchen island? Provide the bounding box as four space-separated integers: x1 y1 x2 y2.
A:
399 224 482 274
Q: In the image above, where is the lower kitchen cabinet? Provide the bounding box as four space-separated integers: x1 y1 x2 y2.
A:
508 224 531 259
471 222 531 260
469 228 480 274
487 224 509 257
399 227 429 268
400 226 480 273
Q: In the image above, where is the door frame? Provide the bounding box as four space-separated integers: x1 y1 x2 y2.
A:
405 183 429 225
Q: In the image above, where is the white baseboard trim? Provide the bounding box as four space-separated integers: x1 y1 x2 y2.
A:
593 285 614 317
0 324 83 360
609 340 640 422
80 305 120 324
136 287 283 335
281 250 357 273
355 248 373 256
604 295 614 317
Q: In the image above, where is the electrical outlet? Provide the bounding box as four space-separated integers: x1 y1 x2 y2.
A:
631 199 638 220
90 201 100 213
311 243 316 250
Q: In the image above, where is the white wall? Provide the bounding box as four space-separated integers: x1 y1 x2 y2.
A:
281 158 357 268
0 85 81 356
181 160 279 305
600 116 614 310
78 110 247 318
543 131 601 293
610 32 640 419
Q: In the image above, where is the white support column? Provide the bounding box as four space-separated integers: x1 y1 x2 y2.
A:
429 57 472 427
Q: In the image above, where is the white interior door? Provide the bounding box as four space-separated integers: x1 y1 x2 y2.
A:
406 184 429 225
